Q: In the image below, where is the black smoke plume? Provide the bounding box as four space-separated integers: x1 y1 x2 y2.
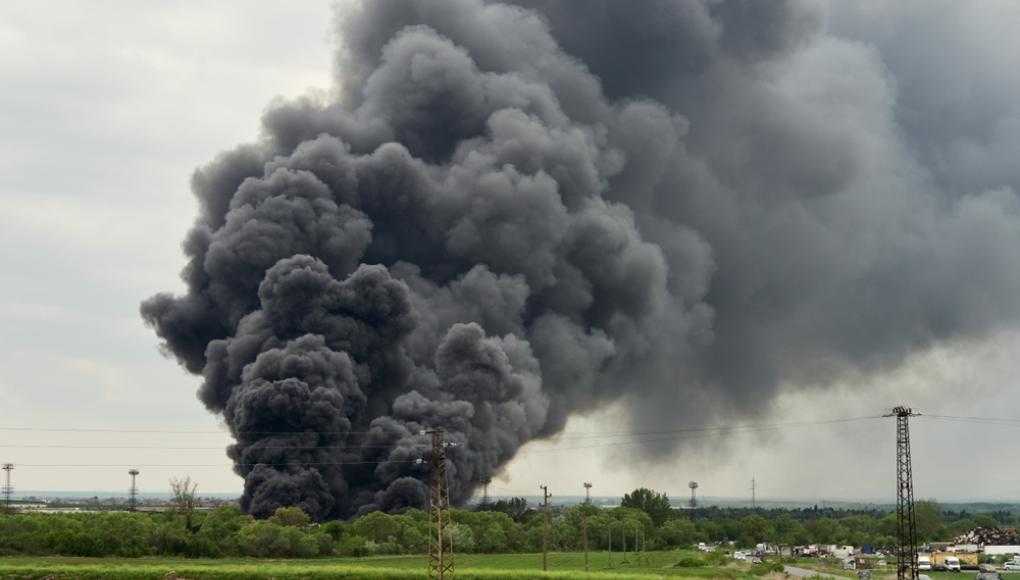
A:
143 0 1020 519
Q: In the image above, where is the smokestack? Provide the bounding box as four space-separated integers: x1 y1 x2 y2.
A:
143 0 1020 519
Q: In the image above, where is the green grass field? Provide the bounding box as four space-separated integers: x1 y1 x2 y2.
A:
0 551 764 579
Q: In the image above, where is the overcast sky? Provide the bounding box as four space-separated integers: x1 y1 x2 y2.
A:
2 0 1019 502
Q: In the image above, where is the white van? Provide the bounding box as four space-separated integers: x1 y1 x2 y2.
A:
944 556 961 572
918 555 932 570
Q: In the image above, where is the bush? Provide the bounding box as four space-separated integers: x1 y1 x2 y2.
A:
236 521 320 558
270 506 311 528
749 561 784 576
336 534 369 557
672 555 706 568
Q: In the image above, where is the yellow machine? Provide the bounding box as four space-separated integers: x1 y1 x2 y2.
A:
932 551 979 570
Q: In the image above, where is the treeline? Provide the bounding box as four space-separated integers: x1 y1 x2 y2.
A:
0 488 1009 559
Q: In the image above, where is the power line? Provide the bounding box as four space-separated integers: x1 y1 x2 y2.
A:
11 460 421 468
0 444 410 450
0 414 885 438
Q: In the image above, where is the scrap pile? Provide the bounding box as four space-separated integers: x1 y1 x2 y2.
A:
955 527 1020 545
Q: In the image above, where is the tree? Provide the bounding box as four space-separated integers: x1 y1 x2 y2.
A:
738 515 774 547
659 517 698 547
270 506 311 527
914 500 945 542
489 497 530 522
771 514 807 549
621 488 673 525
169 476 199 532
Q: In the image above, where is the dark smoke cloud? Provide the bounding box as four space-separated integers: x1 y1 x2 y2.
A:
143 0 1020 518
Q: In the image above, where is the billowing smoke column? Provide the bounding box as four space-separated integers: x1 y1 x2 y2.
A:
143 0 1020 519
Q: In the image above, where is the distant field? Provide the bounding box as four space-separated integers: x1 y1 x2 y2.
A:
0 551 761 579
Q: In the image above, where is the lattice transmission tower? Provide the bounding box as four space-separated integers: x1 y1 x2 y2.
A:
425 429 454 579
1 463 12 509
887 406 920 580
128 469 140 511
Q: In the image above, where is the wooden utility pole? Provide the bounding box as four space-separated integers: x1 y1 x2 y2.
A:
582 482 592 572
426 429 454 579
620 522 628 564
608 523 613 568
540 485 551 571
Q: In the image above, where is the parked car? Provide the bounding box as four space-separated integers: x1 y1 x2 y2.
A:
943 556 961 572
979 564 1003 580
1004 560 1020 571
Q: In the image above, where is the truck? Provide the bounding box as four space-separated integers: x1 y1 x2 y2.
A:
919 555 932 571
933 551 979 571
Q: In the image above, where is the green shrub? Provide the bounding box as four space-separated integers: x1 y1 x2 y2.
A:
270 506 312 528
749 560 784 576
236 521 320 558
671 555 705 567
336 534 369 557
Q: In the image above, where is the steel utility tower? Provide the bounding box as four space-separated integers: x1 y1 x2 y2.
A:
887 406 920 580
1 463 12 509
751 477 756 509
128 469 140 511
688 481 698 508
583 481 592 504
426 429 454 579
480 477 491 507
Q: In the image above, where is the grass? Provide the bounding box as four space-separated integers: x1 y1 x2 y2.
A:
0 551 764 579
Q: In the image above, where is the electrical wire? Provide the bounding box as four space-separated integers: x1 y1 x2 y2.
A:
0 414 884 439
13 460 421 468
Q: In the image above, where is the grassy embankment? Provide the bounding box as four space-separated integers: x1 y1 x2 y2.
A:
0 551 764 579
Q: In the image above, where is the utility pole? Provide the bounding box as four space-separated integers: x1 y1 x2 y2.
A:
886 406 920 580
638 527 646 565
1 463 12 509
751 476 756 509
620 522 628 564
540 485 551 571
628 521 636 558
582 482 592 572
128 469 140 511
607 523 613 569
426 429 454 579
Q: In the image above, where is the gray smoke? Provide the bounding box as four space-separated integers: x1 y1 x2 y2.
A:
142 0 1020 519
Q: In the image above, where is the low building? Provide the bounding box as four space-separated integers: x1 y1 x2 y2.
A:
985 545 1020 556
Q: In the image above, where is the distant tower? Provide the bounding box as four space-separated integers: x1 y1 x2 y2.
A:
425 429 454 579
688 481 698 508
583 481 592 504
751 477 756 509
128 469 140 511
887 406 920 580
1 463 13 509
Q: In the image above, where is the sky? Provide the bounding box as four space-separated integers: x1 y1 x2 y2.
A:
2 0 1020 503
